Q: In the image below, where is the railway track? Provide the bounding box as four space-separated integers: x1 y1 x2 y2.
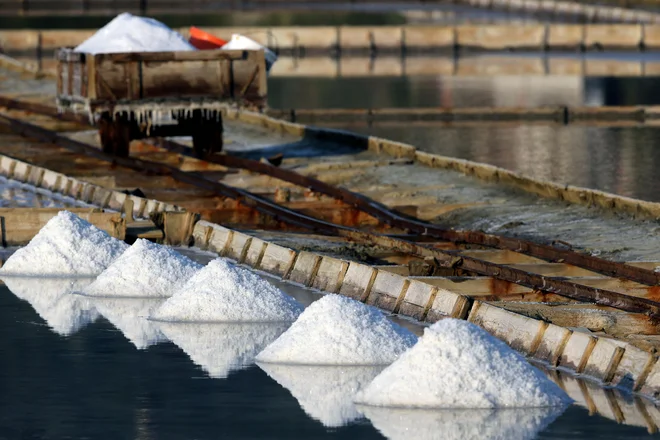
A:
3 95 660 346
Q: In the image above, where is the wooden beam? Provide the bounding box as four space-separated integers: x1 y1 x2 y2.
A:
493 302 660 339
0 207 125 245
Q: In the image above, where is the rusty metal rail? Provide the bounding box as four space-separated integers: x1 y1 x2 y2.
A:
3 95 659 287
3 111 660 320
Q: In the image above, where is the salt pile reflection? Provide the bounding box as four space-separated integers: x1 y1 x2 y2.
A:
2 277 99 336
258 364 383 427
84 297 168 349
158 323 288 378
358 405 565 440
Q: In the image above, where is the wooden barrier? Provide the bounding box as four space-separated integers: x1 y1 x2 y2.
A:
1 0 660 24
0 207 124 244
2 24 660 55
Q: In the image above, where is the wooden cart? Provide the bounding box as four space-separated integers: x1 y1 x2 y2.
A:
55 48 268 158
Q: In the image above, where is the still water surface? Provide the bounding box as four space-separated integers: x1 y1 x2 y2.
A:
1 270 658 439
269 75 660 202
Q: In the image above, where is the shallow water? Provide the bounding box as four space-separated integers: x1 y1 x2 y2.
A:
1 264 659 439
270 74 660 202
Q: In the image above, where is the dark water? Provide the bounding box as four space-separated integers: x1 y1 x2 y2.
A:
269 73 660 110
269 74 660 202
1 279 659 439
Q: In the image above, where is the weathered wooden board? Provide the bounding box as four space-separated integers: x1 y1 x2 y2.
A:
0 207 125 245
56 49 267 111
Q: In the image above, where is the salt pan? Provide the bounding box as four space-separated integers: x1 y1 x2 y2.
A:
359 405 565 440
3 277 99 336
82 239 202 298
159 323 287 378
256 294 417 365
0 211 128 277
74 13 194 54
259 364 382 427
86 297 167 349
354 319 572 409
150 258 303 322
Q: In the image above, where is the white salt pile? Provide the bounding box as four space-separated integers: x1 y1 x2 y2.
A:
159 323 288 378
74 13 194 54
0 211 128 277
354 318 572 409
221 34 278 71
3 277 99 336
359 405 565 440
259 364 382 427
86 297 168 349
150 258 303 322
256 294 417 365
82 239 201 298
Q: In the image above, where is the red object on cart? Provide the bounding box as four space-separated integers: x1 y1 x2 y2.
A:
189 26 227 50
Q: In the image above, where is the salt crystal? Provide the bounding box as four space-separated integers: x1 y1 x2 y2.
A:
150 258 303 322
85 297 167 349
0 211 128 277
74 12 195 54
159 323 287 378
3 277 99 336
256 294 417 365
259 364 382 427
359 405 565 440
82 239 201 298
354 319 572 409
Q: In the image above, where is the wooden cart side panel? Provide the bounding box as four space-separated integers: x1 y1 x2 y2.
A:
94 57 131 101
56 50 88 99
57 48 267 108
88 49 267 105
95 49 249 63
87 55 97 99
139 59 228 98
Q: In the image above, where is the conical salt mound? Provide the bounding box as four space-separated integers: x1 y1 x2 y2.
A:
0 211 128 276
82 239 202 297
74 12 194 54
150 258 303 322
354 318 572 409
256 294 417 365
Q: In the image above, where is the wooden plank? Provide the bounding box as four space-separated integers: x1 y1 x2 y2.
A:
96 49 248 63
455 249 546 264
412 275 660 301
0 208 125 245
494 302 660 339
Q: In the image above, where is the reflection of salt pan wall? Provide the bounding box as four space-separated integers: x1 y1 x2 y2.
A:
259 364 382 428
431 76 583 108
158 323 288 379
359 405 564 440
544 367 657 432
3 277 99 336
86 297 168 349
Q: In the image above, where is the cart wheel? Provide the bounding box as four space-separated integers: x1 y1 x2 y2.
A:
99 114 131 158
192 118 223 159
